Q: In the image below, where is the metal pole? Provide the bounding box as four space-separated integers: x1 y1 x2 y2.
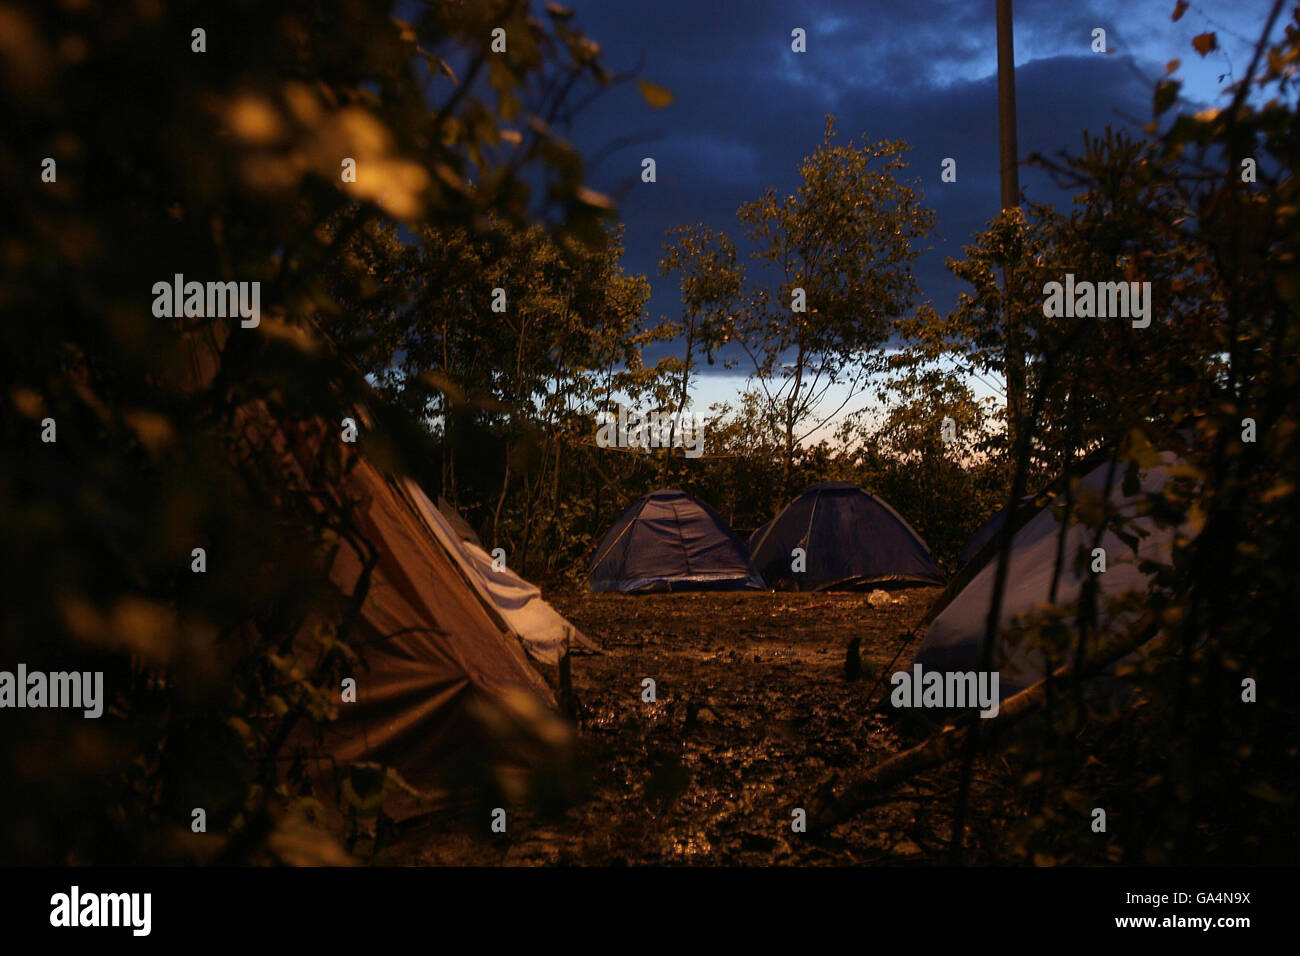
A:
952 4 1025 866
996 0 1020 211
995 0 1023 454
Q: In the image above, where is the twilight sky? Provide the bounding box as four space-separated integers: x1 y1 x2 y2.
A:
544 2 1278 419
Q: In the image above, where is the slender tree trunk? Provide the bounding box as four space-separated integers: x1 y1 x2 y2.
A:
665 319 695 483
493 463 510 549
440 318 455 498
782 340 805 500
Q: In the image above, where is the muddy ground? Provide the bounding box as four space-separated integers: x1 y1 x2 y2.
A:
391 588 1020 865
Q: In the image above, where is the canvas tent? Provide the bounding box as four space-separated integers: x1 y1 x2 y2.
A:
302 454 560 795
912 454 1195 698
588 489 765 593
749 482 944 590
177 319 568 806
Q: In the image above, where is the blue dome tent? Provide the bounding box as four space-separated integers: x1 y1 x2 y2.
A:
750 482 944 591
587 489 765 593
913 454 1196 699
956 495 1037 568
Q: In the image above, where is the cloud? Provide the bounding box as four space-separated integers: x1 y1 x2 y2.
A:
559 0 1269 372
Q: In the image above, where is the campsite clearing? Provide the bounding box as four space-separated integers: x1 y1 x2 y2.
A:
388 587 1024 866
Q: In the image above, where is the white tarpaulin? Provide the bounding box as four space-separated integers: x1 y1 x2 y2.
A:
401 479 596 666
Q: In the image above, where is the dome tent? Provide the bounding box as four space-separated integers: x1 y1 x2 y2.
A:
955 495 1037 568
749 482 944 591
912 453 1196 699
588 489 764 593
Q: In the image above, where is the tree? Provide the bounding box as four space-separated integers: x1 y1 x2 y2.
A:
899 127 1229 487
835 368 1003 565
733 117 935 500
653 224 742 477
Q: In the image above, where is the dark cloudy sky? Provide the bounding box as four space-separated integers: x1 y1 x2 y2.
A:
546 0 1276 413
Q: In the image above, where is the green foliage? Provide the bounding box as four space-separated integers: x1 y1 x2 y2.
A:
928 9 1300 863
1 0 617 863
325 215 654 575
